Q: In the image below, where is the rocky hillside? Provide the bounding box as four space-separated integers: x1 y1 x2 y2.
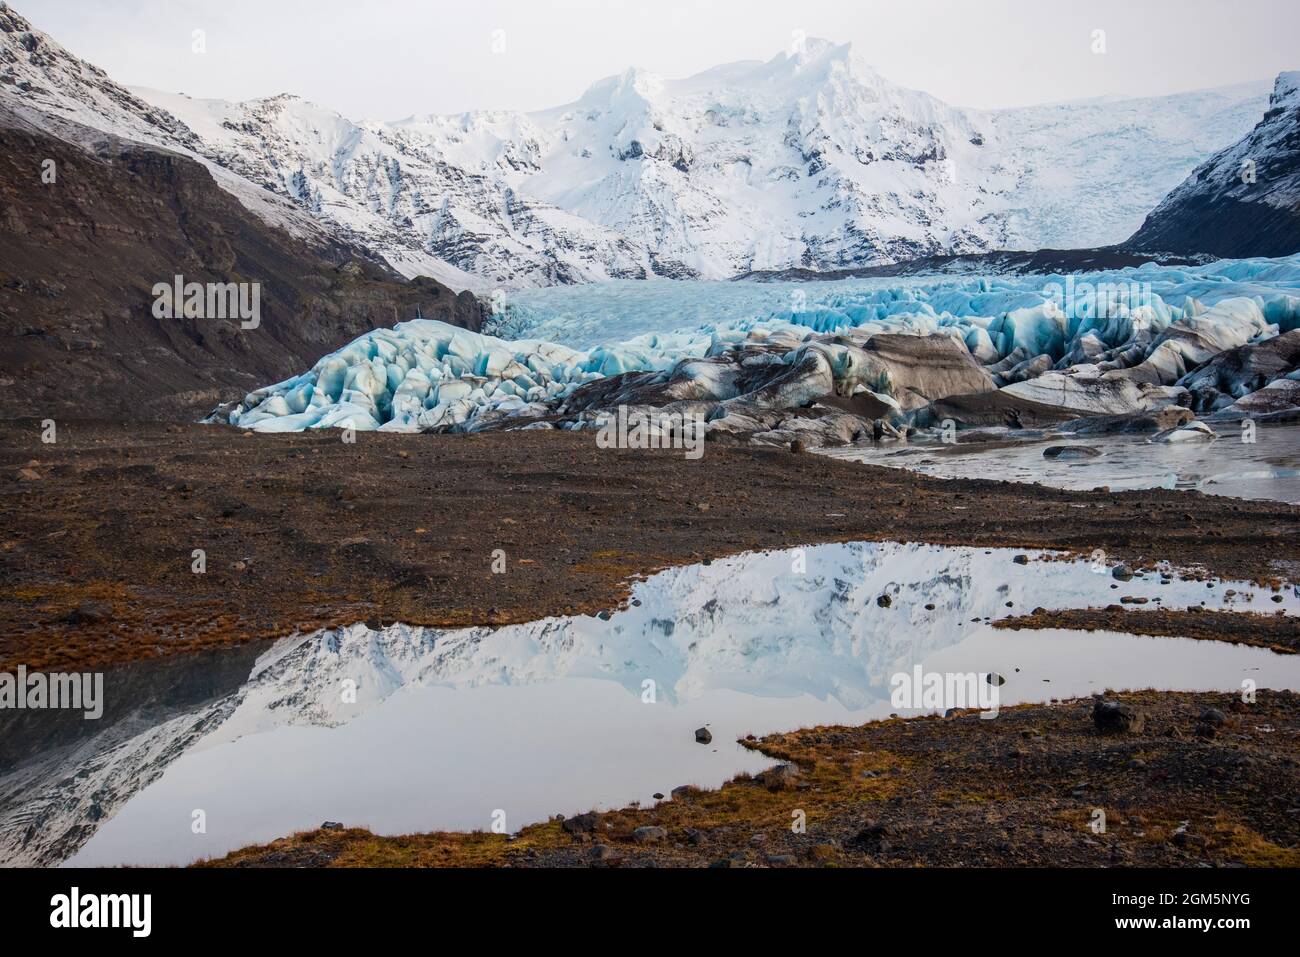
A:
1128 72 1300 258
0 106 483 422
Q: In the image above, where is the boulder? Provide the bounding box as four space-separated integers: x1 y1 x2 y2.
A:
1150 420 1216 443
562 812 600 834
1092 698 1146 734
632 826 667 844
924 390 1080 429
1042 445 1101 459
1058 407 1195 435
755 763 802 791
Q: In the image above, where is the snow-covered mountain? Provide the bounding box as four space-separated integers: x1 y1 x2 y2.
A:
131 89 643 292
134 47 1269 290
0 3 1276 291
991 82 1279 250
1129 71 1300 258
0 2 330 246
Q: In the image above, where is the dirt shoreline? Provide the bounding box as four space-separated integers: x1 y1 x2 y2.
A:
204 689 1300 868
997 608 1300 654
4 420 1300 672
6 421 1299 869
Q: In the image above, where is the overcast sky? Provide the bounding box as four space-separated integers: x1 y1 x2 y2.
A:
19 0 1300 119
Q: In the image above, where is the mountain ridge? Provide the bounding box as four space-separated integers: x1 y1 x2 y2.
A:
0 2 1282 291
1127 70 1300 258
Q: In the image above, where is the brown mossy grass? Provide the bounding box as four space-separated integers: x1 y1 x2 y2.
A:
1204 816 1300 867
7 421 1297 674
995 606 1300 655
197 696 1300 868
205 725 914 867
203 692 1300 868
1115 811 1300 867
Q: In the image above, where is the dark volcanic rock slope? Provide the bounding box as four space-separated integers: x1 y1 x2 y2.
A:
0 108 483 422
1128 72 1300 259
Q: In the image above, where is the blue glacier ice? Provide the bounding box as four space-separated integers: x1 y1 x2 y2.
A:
220 254 1300 433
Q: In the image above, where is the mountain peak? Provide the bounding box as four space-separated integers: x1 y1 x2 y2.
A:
0 1 27 28
575 66 665 109
763 37 882 88
1 1 40 46
0 2 200 150
1272 71 1300 110
786 36 850 66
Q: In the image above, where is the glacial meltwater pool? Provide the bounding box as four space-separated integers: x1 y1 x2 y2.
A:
822 424 1300 504
2 542 1296 867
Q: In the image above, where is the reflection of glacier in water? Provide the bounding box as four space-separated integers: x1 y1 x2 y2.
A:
1 542 1296 868
824 424 1300 504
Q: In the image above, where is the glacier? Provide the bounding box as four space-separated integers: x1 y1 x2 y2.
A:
220 254 1300 436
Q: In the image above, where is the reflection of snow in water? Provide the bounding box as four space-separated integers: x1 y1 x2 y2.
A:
2 542 1290 868
823 424 1300 504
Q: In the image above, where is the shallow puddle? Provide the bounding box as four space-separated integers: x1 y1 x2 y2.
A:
822 424 1300 504
2 541 1296 867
